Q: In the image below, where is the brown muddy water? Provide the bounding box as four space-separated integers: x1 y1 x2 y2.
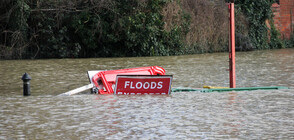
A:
0 49 293 139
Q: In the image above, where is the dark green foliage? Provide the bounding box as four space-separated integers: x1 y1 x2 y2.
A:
0 0 30 59
269 19 284 49
0 0 291 59
235 0 283 49
284 31 294 48
17 0 188 58
69 0 189 57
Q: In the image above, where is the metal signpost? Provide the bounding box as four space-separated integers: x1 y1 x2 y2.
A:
228 0 236 88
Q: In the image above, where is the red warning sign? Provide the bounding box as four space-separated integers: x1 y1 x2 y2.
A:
114 75 172 95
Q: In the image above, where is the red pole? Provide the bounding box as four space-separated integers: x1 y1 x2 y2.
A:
229 1 236 88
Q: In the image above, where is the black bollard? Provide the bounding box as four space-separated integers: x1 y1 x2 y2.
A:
22 73 31 96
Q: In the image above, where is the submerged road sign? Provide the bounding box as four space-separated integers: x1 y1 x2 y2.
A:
114 75 173 95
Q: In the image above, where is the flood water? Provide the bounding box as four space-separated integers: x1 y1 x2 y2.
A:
0 49 293 139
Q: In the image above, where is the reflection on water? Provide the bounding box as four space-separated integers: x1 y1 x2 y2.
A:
0 49 294 139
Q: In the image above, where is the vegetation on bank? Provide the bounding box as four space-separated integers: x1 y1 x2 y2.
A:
0 0 293 59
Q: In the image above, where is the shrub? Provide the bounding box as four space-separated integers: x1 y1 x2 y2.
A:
0 0 288 59
235 0 283 49
0 0 30 59
180 0 229 53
